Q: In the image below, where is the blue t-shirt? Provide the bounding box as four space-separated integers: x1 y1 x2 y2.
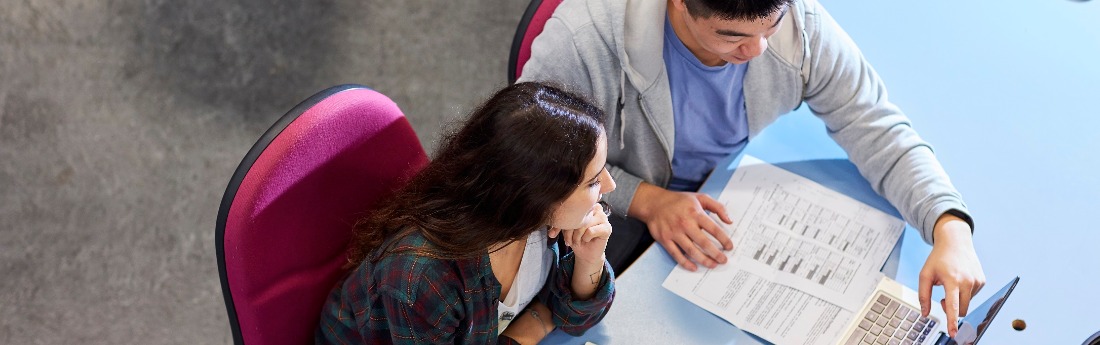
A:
662 16 750 192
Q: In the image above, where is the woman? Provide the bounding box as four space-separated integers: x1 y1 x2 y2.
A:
316 82 617 344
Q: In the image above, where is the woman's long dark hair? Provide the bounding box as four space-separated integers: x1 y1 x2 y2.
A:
345 82 606 266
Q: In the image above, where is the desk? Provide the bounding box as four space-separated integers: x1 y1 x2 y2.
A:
542 0 1100 344
542 111 917 345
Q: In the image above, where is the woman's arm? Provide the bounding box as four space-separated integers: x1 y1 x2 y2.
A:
536 203 616 336
562 203 613 300
499 300 555 345
570 253 606 300
540 252 615 336
376 274 463 344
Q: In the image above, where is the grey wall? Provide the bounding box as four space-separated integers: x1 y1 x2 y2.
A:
0 0 527 342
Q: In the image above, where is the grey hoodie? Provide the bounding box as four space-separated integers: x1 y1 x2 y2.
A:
518 0 968 244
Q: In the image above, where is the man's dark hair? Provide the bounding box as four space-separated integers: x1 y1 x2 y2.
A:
683 0 793 21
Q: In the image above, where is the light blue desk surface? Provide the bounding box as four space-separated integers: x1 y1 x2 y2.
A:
541 111 912 345
542 0 1100 344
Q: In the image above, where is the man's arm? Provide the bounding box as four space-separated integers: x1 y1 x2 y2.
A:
799 0 985 337
801 0 966 246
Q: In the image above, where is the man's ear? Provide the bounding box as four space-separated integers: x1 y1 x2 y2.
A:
670 0 688 12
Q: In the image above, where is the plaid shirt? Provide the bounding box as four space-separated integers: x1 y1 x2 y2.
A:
316 232 615 344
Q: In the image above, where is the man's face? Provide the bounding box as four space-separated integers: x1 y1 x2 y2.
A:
676 4 787 64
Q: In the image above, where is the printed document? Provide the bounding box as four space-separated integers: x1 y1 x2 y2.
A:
662 156 905 345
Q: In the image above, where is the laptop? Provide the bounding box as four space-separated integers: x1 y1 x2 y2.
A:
836 277 1019 345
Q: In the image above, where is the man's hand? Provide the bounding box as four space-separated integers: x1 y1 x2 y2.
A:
918 213 986 339
630 182 734 271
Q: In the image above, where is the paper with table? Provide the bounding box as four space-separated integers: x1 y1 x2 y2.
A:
662 156 905 345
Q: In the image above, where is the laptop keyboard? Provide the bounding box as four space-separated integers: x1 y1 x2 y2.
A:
844 292 938 345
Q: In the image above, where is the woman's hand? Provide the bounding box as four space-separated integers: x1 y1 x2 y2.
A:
550 203 612 300
555 203 613 266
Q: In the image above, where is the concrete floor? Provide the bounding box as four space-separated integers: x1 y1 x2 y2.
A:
0 0 526 342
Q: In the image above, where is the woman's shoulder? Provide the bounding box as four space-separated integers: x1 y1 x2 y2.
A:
370 234 442 272
354 232 490 304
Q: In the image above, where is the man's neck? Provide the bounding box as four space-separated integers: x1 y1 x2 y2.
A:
666 0 725 67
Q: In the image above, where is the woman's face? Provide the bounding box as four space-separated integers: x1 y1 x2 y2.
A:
548 133 616 231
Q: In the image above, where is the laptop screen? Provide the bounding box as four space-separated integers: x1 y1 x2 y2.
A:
947 277 1020 345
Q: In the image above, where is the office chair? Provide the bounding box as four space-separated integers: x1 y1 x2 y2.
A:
215 85 428 344
507 0 564 84
1086 330 1100 345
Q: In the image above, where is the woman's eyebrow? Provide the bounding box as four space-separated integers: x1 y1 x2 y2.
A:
586 167 607 184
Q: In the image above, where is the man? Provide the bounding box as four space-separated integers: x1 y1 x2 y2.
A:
518 0 984 337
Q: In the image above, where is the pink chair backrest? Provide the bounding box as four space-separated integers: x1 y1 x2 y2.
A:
216 85 428 345
508 0 564 83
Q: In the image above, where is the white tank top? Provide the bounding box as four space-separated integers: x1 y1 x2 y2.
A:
496 229 554 334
